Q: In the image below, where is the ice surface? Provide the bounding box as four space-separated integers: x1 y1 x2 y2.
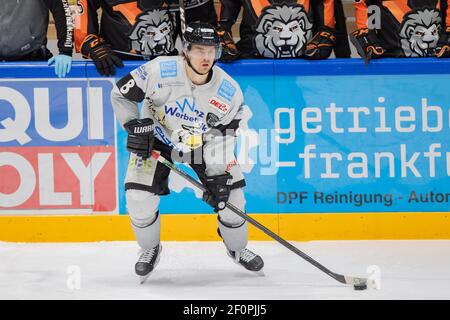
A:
1 240 449 300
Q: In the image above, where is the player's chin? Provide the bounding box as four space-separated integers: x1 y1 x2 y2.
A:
200 64 212 73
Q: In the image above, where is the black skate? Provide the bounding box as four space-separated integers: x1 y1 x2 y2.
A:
135 244 162 284
227 248 264 275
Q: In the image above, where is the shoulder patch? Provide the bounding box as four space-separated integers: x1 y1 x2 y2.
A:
136 65 149 81
160 60 178 78
217 79 237 101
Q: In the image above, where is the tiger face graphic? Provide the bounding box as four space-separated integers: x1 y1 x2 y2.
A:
129 10 175 58
399 8 441 57
254 4 313 58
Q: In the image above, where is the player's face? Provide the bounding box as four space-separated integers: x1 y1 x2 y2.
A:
188 44 216 74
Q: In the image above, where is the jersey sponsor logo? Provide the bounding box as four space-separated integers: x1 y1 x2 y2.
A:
175 124 204 149
157 81 185 88
176 98 196 112
217 79 236 101
164 107 205 123
226 159 238 172
160 61 178 78
136 65 148 81
206 113 219 127
209 97 229 114
164 98 205 122
154 125 176 148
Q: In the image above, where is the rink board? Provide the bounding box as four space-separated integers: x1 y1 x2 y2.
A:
1 59 449 241
0 213 449 242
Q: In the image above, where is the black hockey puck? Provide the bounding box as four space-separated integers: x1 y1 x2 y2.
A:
353 284 367 290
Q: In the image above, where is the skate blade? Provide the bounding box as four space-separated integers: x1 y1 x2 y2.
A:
139 274 151 284
253 269 265 277
231 259 265 276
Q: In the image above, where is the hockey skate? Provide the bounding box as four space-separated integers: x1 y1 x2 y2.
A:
227 247 265 276
135 244 162 284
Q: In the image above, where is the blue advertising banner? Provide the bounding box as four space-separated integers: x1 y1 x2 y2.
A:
113 59 450 214
237 74 450 213
2 59 449 215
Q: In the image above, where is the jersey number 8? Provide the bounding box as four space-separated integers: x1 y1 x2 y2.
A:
120 79 136 94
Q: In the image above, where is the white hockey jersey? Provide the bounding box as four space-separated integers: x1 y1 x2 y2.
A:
111 55 246 179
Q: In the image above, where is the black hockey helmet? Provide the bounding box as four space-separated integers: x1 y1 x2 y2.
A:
182 22 222 60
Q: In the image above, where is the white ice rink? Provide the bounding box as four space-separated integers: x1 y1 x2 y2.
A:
1 240 449 300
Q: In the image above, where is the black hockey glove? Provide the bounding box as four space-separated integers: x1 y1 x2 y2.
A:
216 26 240 62
81 34 124 76
202 172 233 212
350 28 385 64
123 118 155 160
435 28 450 58
304 26 336 60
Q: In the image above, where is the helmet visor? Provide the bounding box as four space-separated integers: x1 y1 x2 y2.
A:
183 42 222 61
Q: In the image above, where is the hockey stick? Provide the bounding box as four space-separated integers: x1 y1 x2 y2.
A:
150 150 369 288
179 0 186 35
112 49 151 60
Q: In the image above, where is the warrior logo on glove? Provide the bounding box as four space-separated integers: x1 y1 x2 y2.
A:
254 4 313 58
129 10 176 58
399 8 441 57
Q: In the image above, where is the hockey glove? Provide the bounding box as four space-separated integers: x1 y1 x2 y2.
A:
202 172 233 212
304 26 336 60
216 26 240 62
47 54 72 78
123 118 155 160
435 28 450 58
81 34 124 76
350 28 385 64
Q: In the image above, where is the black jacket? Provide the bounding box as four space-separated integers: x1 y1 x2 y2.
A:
74 0 217 59
0 0 73 59
354 0 448 57
218 0 350 58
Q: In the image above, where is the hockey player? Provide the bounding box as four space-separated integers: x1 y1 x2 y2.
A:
217 0 351 61
351 0 450 62
0 0 74 78
110 22 264 282
74 0 218 76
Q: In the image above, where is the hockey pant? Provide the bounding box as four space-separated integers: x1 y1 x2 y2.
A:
124 151 248 252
